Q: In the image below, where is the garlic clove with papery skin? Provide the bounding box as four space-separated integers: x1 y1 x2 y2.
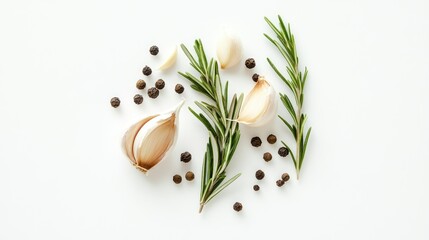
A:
237 77 277 127
122 100 185 173
122 115 158 164
216 30 242 69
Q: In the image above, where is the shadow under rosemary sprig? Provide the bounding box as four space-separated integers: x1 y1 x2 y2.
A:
264 15 312 180
179 39 244 213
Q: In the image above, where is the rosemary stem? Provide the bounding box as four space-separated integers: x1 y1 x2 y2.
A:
294 84 302 179
180 40 242 213
265 16 311 180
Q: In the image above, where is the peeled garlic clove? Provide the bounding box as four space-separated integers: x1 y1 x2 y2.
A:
216 31 242 69
158 46 178 71
237 77 277 127
122 100 185 173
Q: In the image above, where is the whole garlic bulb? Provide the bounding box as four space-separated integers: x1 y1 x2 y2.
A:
237 77 277 127
216 30 242 69
122 100 184 173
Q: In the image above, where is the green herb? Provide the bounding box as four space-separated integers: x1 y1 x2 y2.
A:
179 39 244 213
264 16 312 180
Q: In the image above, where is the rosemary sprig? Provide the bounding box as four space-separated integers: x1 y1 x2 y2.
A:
264 16 312 180
179 39 244 213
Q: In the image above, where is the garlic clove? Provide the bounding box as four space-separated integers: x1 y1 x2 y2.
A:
216 31 242 69
122 115 158 164
134 116 176 171
158 46 178 71
122 100 185 173
253 87 277 126
237 77 277 127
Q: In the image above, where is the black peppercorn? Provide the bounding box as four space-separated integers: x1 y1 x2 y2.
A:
133 94 143 104
155 79 165 90
255 170 265 180
149 45 159 55
185 171 195 181
278 147 289 157
253 185 260 191
276 179 285 187
281 173 290 182
263 152 272 162
245 58 256 69
252 73 259 82
180 151 192 163
110 97 120 108
233 202 243 212
251 137 262 147
147 87 159 98
267 134 277 144
173 174 182 184
175 84 184 94
142 65 152 76
136 79 146 90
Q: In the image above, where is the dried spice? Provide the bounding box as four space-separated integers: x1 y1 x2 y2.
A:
133 94 143 105
267 134 277 144
276 179 285 187
278 147 289 157
255 170 265 180
148 87 159 99
110 97 120 108
180 151 192 163
252 73 259 82
185 171 195 181
136 79 146 90
173 174 182 184
149 45 159 55
142 65 152 76
251 137 262 147
253 185 260 191
263 152 272 162
233 202 243 212
245 58 256 69
281 173 290 182
175 84 184 94
155 79 165 90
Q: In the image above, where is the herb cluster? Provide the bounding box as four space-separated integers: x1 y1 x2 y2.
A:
179 39 244 213
265 16 312 179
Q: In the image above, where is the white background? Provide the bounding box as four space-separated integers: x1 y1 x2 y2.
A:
1 0 428 239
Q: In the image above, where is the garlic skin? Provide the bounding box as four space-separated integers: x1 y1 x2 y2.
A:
158 46 178 71
122 100 184 173
216 31 242 69
237 77 277 127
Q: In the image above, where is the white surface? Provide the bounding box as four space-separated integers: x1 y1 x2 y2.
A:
1 0 429 239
